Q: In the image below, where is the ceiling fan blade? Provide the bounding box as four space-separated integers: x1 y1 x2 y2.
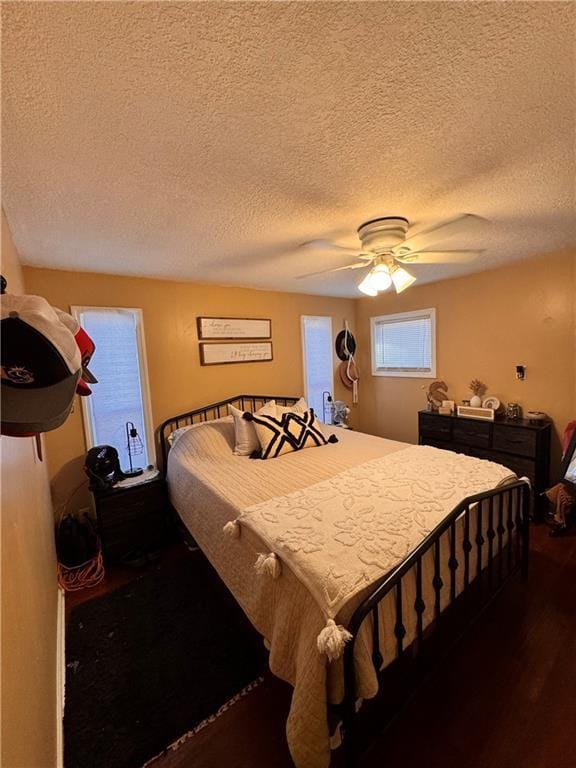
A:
300 239 362 256
395 250 482 265
295 262 370 279
399 214 488 251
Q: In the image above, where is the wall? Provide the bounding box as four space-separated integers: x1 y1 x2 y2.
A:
23 267 356 501
1 212 59 768
355 250 576 473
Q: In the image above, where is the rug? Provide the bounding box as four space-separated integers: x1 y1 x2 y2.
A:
64 549 266 768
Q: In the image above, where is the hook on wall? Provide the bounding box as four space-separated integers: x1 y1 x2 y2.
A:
1 275 7 294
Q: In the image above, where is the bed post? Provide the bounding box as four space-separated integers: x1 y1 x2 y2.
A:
521 484 531 582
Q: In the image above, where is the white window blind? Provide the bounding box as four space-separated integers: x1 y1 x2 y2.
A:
371 308 436 378
301 316 333 422
72 307 154 470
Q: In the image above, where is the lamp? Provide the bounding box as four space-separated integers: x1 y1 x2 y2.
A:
124 421 144 477
390 264 417 293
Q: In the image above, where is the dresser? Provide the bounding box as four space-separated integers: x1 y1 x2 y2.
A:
418 410 551 500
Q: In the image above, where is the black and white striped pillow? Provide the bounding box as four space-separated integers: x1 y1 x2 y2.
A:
243 409 338 460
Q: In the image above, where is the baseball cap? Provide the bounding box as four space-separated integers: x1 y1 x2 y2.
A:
54 308 98 395
1 294 81 435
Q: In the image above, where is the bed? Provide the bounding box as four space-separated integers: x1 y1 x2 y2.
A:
160 395 530 768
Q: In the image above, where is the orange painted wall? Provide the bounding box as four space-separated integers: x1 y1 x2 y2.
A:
23 267 356 506
355 250 576 472
1 212 59 768
24 249 576 506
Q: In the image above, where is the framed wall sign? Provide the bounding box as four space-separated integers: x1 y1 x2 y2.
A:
197 317 272 340
199 341 273 366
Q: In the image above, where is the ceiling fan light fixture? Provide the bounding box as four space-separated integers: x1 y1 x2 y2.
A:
358 273 378 296
368 264 392 291
390 264 417 293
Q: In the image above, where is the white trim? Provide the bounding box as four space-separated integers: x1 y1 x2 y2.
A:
300 315 334 422
370 307 437 378
56 587 66 768
71 306 156 467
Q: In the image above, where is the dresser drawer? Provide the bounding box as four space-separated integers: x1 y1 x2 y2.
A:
419 414 452 441
493 425 537 458
453 419 491 448
422 438 460 453
472 448 536 483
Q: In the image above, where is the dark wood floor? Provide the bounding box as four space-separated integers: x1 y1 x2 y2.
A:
68 524 576 768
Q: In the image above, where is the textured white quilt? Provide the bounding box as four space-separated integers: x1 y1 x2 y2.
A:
237 445 514 627
167 420 516 768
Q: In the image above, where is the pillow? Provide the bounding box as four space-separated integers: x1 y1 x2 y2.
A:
229 400 276 456
244 408 338 460
275 397 308 417
167 416 234 447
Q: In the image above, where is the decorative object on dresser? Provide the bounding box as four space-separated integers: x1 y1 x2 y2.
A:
506 402 523 420
526 410 548 424
423 380 449 411
482 396 502 413
419 409 551 504
91 474 172 566
457 405 495 421
469 378 487 408
197 316 271 340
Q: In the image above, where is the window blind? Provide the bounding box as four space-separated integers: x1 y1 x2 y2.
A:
302 316 333 422
372 310 435 375
76 308 152 470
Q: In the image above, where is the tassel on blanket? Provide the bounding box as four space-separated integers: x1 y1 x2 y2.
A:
254 552 281 579
316 619 352 661
223 520 241 539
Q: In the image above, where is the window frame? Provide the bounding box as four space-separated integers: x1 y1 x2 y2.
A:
370 307 437 378
300 315 334 422
71 305 156 467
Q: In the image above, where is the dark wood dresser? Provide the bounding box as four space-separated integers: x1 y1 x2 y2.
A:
418 410 552 498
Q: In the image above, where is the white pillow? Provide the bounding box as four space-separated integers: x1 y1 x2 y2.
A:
229 400 277 456
167 416 233 447
276 397 308 417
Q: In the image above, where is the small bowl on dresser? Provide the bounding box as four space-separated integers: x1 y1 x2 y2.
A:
526 411 547 424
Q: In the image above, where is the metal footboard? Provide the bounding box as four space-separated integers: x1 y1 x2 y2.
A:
340 479 531 761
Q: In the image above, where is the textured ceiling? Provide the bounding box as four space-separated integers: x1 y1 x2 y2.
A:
2 1 575 297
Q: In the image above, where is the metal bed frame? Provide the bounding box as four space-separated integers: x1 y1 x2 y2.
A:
158 395 531 765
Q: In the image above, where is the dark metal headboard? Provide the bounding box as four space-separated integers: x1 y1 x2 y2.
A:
157 394 300 474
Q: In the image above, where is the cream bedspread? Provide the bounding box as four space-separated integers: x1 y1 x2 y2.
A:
167 420 515 768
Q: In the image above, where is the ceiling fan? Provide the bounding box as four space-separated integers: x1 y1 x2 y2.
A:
296 215 485 295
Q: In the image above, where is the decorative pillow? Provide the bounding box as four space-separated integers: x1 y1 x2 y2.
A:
229 400 276 455
167 416 234 447
275 397 308 417
243 408 338 460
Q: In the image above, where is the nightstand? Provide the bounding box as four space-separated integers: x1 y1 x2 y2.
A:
92 475 172 565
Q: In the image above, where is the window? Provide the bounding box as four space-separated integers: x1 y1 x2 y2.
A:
72 307 155 470
371 308 436 378
301 316 333 422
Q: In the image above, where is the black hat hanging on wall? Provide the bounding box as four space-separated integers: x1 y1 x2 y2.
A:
335 322 359 404
335 328 357 361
